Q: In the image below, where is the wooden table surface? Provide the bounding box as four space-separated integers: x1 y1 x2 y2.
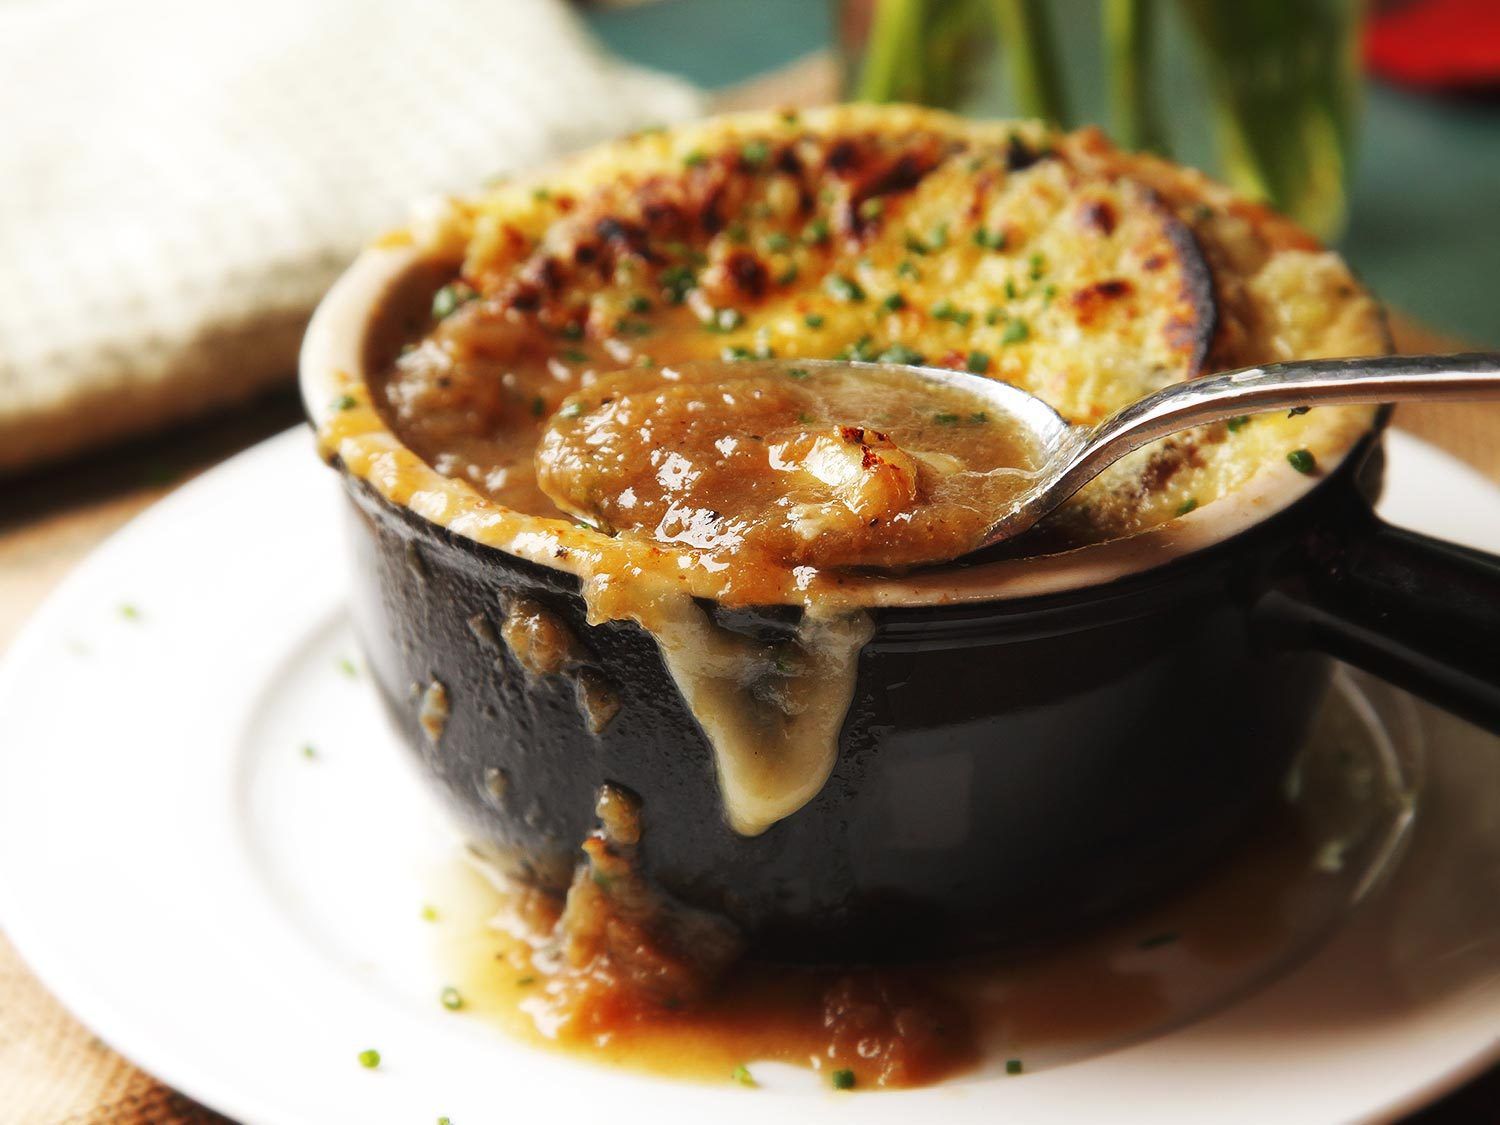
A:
2 324 1498 1121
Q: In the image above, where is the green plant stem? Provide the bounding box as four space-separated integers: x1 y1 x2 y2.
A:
990 0 1070 126
854 0 929 104
1175 0 1361 238
853 0 989 109
1103 0 1169 154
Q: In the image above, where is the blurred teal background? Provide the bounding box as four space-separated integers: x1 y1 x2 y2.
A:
586 0 1499 346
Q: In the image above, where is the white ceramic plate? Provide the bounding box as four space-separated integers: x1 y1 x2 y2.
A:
1 428 1499 1125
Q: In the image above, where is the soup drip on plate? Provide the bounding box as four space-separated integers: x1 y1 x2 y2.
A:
430 679 1412 1089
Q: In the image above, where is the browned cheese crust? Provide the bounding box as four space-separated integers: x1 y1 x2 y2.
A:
363 104 1386 561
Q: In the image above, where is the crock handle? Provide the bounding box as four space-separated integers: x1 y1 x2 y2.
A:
1259 510 1500 734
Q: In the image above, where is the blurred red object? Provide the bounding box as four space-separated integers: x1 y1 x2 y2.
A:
1366 0 1500 89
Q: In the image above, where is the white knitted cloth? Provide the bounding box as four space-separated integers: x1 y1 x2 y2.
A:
0 0 702 474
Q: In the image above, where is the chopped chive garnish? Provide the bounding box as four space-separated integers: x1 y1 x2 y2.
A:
531 187 552 202
337 657 358 678
1001 318 1031 345
1226 415 1250 432
740 140 770 167
786 367 810 380
626 294 652 314
803 313 825 329
1287 449 1317 474
797 412 816 423
1138 930 1179 949
531 396 545 418
934 412 961 425
431 282 477 319
301 743 316 760
969 411 989 423
876 344 924 365
881 293 906 311
764 231 792 252
802 218 830 246
780 109 799 124
615 319 652 337
516 975 536 986
731 1063 757 1087
683 149 707 167
985 308 1003 325
841 335 875 362
824 274 865 302
966 351 991 374
722 345 754 361
561 348 589 363
775 264 800 285
358 1049 381 1069
857 197 885 222
1005 1058 1024 1075
904 222 949 255
897 259 920 280
331 393 358 412
927 299 972 327
973 227 1007 250
726 222 749 245
1004 279 1019 300
1028 252 1046 280
1176 497 1199 516
559 322 584 341
831 1068 856 1090
704 307 745 333
1042 282 1058 305
440 986 463 1011
659 265 696 304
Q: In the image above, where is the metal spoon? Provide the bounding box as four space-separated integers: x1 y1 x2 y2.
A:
895 352 1500 548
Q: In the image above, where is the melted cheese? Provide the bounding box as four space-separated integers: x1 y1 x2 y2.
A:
643 597 873 835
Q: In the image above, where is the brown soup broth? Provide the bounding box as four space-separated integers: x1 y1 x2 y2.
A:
536 361 1045 575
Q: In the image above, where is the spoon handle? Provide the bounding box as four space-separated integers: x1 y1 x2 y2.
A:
1078 352 1500 475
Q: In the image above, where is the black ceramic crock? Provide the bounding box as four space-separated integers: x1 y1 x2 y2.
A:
304 250 1500 962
